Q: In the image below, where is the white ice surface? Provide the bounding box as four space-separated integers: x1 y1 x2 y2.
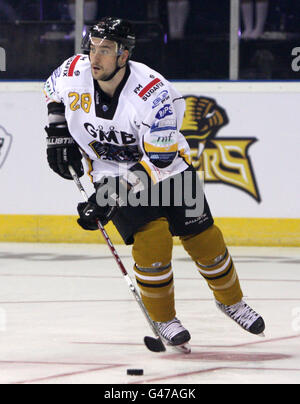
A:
0 243 299 384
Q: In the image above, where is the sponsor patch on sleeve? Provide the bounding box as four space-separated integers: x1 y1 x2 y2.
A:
155 104 173 120
150 119 177 133
62 55 81 77
135 78 165 102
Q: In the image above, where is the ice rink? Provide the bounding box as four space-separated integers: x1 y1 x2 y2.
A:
0 242 299 384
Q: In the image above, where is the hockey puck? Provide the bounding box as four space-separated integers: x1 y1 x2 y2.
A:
127 369 144 376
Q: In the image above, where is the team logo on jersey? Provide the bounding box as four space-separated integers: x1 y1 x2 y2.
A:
84 123 137 144
181 96 260 202
0 126 12 169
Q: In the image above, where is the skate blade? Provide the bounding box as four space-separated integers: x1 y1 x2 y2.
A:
257 332 265 338
170 342 191 354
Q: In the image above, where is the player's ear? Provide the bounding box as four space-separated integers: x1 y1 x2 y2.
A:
119 49 129 66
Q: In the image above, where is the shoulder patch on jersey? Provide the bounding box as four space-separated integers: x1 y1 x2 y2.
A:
134 77 165 102
63 55 82 77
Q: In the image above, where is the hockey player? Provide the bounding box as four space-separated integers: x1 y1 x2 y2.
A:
44 17 265 352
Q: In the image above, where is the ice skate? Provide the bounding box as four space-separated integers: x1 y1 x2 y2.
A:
216 299 265 336
154 317 191 354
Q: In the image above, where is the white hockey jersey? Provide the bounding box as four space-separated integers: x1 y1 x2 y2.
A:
44 55 191 184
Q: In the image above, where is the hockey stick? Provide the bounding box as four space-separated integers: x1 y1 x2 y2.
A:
68 165 166 353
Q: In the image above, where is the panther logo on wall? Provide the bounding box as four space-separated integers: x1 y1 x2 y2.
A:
181 96 261 202
0 126 12 169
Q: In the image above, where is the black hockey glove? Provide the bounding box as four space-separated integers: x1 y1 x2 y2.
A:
45 125 84 180
77 193 117 230
77 165 149 231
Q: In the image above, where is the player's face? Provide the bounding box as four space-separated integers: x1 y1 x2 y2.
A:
90 38 120 81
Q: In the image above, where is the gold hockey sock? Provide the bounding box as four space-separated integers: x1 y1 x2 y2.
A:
181 225 243 305
132 218 175 322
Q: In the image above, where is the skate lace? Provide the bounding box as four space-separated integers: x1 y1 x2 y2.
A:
226 302 259 328
157 318 185 340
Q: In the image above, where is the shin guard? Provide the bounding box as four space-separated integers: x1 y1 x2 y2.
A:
181 225 243 305
132 218 175 322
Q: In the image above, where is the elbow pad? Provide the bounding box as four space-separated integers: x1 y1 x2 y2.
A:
47 102 67 128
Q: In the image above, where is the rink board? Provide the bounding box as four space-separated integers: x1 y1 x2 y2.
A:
0 215 299 247
0 81 299 245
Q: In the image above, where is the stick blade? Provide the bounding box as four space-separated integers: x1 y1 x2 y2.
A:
144 336 166 352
